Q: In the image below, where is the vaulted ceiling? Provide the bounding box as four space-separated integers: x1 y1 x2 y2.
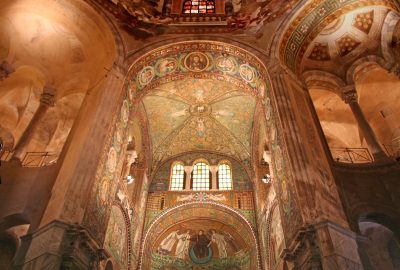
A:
302 6 390 77
142 78 257 165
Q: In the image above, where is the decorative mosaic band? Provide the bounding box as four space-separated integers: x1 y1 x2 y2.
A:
280 0 399 74
127 41 269 100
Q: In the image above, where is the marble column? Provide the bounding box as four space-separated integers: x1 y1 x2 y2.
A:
13 85 56 160
210 165 218 190
0 60 14 80
341 85 389 162
184 165 193 190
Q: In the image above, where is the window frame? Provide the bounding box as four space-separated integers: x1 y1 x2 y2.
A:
217 161 233 190
181 0 216 14
169 162 186 191
191 160 211 191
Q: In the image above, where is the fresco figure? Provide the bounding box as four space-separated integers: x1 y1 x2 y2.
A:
191 230 211 258
159 231 179 254
210 230 228 258
175 230 191 259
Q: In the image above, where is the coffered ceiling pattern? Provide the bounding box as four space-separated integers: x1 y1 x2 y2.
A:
301 6 390 75
279 0 399 75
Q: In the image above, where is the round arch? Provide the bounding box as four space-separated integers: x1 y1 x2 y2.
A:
126 40 270 101
122 40 274 172
139 201 261 269
358 212 400 240
345 55 391 84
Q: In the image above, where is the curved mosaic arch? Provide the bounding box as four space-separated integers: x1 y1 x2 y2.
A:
82 40 277 247
126 41 270 102
139 201 261 270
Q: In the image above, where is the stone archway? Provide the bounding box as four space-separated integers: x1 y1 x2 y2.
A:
81 39 275 244
139 201 261 270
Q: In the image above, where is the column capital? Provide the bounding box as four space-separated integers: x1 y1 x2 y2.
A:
0 60 14 80
341 85 358 104
209 165 218 173
40 85 56 107
184 165 193 173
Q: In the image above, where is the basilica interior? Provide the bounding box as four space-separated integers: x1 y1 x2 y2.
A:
0 0 400 269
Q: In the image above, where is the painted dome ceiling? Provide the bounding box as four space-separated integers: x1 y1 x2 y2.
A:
280 0 399 76
302 6 390 76
142 78 256 164
96 0 300 39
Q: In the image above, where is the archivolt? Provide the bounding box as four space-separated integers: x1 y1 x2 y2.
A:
139 201 261 270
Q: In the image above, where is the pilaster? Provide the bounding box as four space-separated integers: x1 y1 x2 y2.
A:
267 61 348 227
14 221 107 270
283 222 364 270
266 61 364 270
38 65 125 228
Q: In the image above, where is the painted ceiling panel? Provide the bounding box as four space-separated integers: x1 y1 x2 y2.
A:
154 116 248 162
143 78 256 163
211 95 256 150
143 95 190 149
155 78 238 104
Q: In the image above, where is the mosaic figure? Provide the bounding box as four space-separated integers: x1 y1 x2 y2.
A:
138 66 155 86
156 57 178 76
184 52 209 72
175 230 191 259
191 230 211 259
210 230 228 258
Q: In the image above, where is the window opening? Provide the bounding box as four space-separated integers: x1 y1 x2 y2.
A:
182 0 216 14
192 162 210 190
218 163 232 190
170 163 185 190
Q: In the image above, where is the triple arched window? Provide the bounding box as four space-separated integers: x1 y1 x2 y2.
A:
170 160 232 191
182 0 216 14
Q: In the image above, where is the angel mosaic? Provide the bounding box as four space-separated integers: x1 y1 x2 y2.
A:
157 229 236 261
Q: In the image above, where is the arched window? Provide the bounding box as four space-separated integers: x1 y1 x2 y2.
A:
182 0 215 14
170 162 185 190
217 163 232 190
192 162 210 190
